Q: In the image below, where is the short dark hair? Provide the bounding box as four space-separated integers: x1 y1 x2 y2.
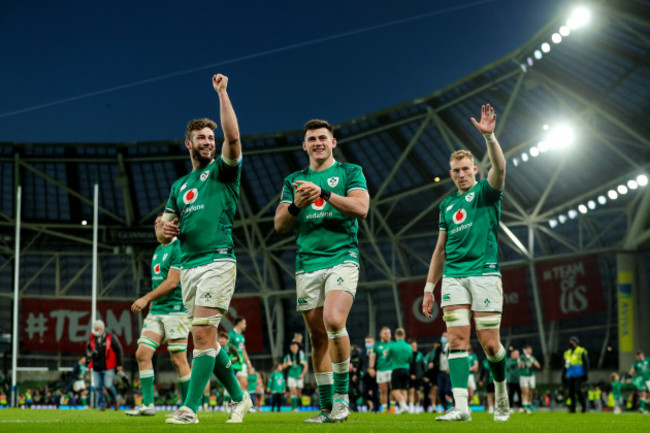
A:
303 119 333 136
218 331 229 340
233 317 245 327
185 118 217 141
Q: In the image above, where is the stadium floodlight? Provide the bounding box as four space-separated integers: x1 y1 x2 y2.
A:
551 33 562 44
543 124 550 130
568 209 578 219
627 180 638 190
587 200 596 210
547 124 575 148
617 185 628 195
559 26 571 37
558 214 567 224
527 57 534 66
81 220 88 226
607 189 618 200
530 146 540 157
578 204 588 214
567 6 591 30
434 176 440 182
534 50 543 60
638 174 648 186
538 141 549 152
597 195 607 205
512 157 519 167
521 152 529 162
541 42 551 53
549 219 558 228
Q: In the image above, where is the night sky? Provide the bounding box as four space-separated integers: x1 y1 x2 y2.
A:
1 0 567 143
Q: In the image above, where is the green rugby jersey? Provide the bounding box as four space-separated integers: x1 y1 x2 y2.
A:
229 329 246 367
164 157 241 269
632 357 650 380
280 161 367 274
519 354 538 377
149 238 185 315
373 341 394 372
284 350 306 379
387 339 413 370
439 178 502 277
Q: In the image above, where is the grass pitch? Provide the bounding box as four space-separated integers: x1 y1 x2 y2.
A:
0 409 647 433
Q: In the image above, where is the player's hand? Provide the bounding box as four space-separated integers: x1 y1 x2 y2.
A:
368 368 376 378
470 103 496 135
292 181 320 208
213 74 228 92
162 218 180 238
131 297 148 313
422 292 435 318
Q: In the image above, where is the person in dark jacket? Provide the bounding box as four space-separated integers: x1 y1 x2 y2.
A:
87 319 124 410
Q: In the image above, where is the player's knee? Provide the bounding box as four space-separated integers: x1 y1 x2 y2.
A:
326 327 348 340
442 309 471 327
168 342 188 356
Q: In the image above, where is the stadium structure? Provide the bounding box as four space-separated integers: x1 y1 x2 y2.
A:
0 0 648 400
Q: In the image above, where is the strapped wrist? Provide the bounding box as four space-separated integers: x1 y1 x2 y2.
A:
320 189 332 201
287 203 301 216
424 282 435 293
483 132 496 143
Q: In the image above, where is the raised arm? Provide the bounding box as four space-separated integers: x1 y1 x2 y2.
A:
471 103 505 191
213 74 241 162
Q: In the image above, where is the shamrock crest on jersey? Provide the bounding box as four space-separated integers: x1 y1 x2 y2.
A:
327 176 339 188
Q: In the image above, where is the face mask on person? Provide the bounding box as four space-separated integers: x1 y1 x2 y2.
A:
440 337 447 344
365 343 372 349
92 331 101 337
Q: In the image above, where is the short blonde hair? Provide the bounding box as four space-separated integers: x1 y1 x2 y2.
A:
450 149 475 164
395 328 406 339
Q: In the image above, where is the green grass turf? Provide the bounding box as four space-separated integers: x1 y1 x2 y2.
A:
0 409 648 433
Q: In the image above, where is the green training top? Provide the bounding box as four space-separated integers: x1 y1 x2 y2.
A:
280 161 368 274
229 329 246 369
149 238 185 315
632 357 650 380
506 357 520 383
284 350 306 379
439 178 502 277
468 352 479 373
387 339 413 370
247 374 258 393
519 354 539 377
164 157 241 269
373 340 394 372
267 371 286 394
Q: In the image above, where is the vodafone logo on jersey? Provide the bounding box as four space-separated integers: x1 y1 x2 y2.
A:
452 208 467 224
311 198 327 211
183 188 199 205
153 263 161 274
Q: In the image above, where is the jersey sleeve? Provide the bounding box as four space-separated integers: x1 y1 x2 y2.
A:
479 178 503 204
345 165 368 194
164 184 179 218
170 240 182 270
216 155 242 184
280 177 294 205
438 202 448 232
